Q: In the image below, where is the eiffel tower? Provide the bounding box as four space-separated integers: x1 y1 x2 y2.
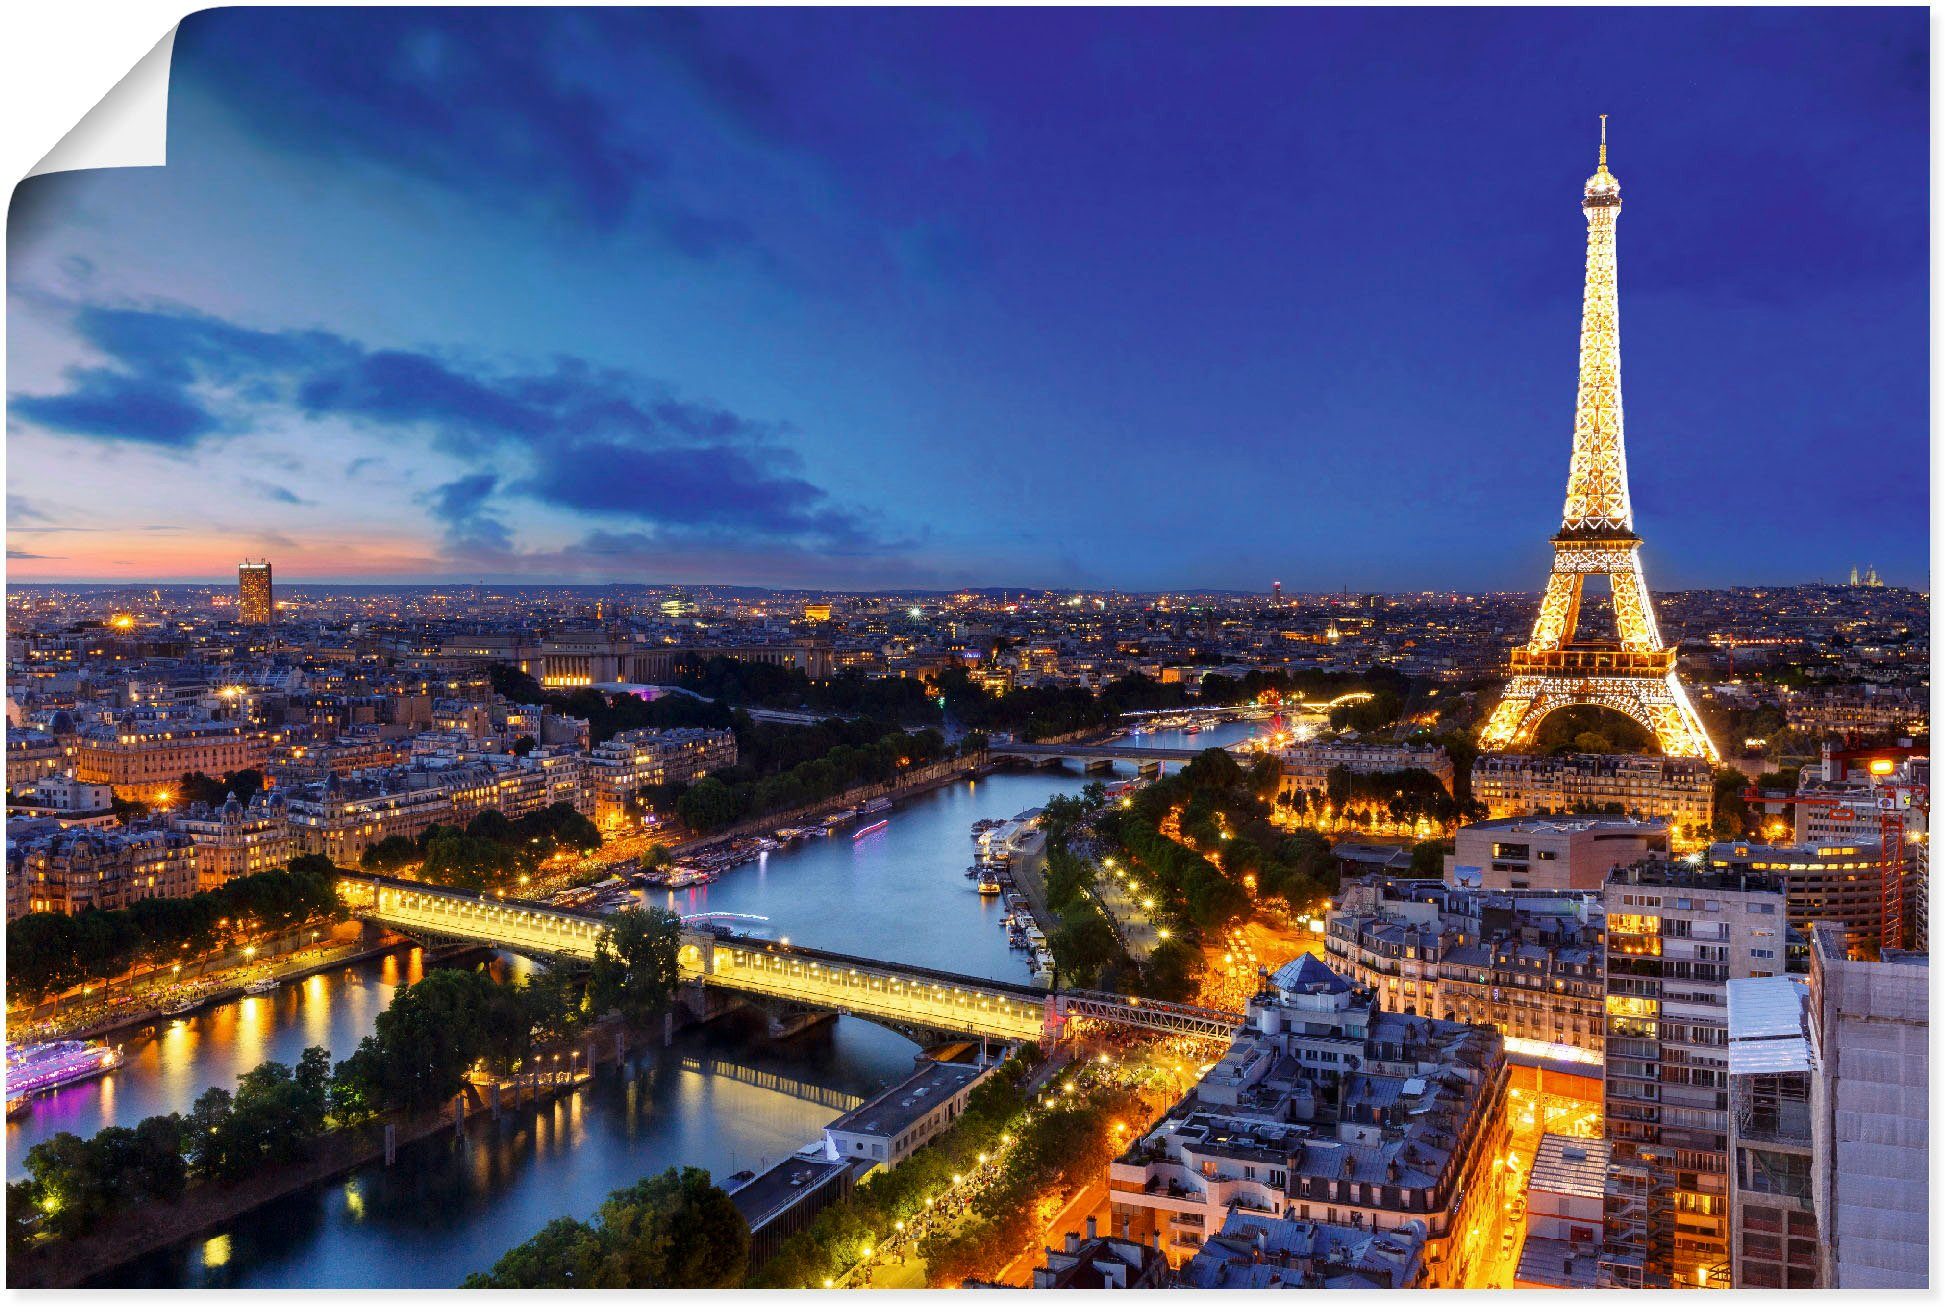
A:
1480 120 1717 762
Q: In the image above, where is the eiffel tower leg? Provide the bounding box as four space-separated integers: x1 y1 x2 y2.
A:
1478 675 1544 752
1530 570 1585 652
1607 548 1665 651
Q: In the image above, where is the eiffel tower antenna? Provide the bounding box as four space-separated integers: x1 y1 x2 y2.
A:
1479 121 1718 763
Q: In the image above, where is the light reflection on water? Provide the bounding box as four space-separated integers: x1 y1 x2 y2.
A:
34 741 1261 1286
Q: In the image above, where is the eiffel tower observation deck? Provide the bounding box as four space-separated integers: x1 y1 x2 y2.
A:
1480 120 1718 762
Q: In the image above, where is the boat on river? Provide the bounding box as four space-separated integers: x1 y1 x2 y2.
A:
860 797 892 815
6 1039 124 1099
243 978 279 996
853 818 890 841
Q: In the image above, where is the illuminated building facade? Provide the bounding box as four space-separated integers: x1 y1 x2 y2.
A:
169 790 295 890
587 727 737 826
1478 123 1717 763
1471 753 1713 848
72 717 274 802
238 559 274 625
7 826 199 917
1600 860 1787 1288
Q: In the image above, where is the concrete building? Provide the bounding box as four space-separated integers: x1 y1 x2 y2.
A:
1514 1133 1609 1289
16 774 114 815
238 559 274 626
1599 860 1789 1289
1447 815 1667 892
1107 954 1508 1287
819 1055 998 1171
1472 753 1713 849
1709 840 1886 959
1806 923 1927 1288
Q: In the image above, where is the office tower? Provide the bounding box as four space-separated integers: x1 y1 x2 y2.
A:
238 559 274 625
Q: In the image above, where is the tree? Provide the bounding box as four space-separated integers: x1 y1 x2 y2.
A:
361 834 419 873
589 909 681 1027
335 969 511 1112
467 1167 748 1288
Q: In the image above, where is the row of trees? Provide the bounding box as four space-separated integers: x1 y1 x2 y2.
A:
753 1046 1041 1287
6 857 344 1003
358 804 603 889
1096 749 1343 950
1277 763 1479 831
9 909 683 1251
9 1049 334 1246
466 1167 749 1288
672 727 949 834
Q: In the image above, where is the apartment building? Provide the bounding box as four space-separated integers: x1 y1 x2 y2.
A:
587 726 737 826
169 791 296 890
1107 954 1508 1288
1326 877 1604 1054
1473 754 1713 849
1709 841 1886 959
72 717 274 802
1277 741 1455 797
1599 861 1788 1289
8 825 199 917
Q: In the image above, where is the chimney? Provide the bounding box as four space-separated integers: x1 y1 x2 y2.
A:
1064 1232 1080 1254
1121 1215 1131 1240
1086 1215 1098 1241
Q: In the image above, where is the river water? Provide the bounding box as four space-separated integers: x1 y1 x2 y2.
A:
10 723 1258 1287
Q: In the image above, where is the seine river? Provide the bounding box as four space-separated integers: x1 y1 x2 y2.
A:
9 723 1257 1287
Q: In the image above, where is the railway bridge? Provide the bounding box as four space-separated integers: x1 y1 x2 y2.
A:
345 875 1241 1045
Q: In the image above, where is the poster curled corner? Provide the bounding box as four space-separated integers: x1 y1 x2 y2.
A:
26 25 178 179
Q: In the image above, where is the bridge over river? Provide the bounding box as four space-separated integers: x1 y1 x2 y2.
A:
345 875 1241 1045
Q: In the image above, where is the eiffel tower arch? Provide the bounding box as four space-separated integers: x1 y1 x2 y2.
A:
1480 121 1717 763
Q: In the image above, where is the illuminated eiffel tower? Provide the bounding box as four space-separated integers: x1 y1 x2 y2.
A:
1480 120 1718 762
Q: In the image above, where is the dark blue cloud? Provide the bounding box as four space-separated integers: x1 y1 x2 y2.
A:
14 300 886 556
10 367 220 447
420 473 511 554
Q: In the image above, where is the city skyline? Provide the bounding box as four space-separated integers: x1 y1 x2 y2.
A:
7 8 1928 592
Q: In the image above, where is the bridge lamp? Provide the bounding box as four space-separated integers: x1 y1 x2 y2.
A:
951 1174 963 1186
860 1246 873 1260
977 1152 988 1164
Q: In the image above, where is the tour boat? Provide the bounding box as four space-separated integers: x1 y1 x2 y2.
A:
6 1094 28 1120
243 978 279 996
860 797 892 815
6 1040 124 1099
853 818 890 841
976 876 1003 895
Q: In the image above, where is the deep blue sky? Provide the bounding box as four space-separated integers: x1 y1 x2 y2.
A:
6 7 1929 590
